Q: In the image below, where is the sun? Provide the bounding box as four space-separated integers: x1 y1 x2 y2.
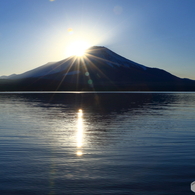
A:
66 40 90 57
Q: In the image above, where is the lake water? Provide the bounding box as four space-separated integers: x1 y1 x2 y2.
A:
0 92 195 195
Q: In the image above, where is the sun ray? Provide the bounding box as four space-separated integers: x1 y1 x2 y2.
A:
79 55 95 90
75 58 82 90
40 45 119 92
85 49 120 67
54 56 78 91
83 53 118 88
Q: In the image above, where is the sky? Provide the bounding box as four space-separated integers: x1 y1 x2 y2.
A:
1 0 195 79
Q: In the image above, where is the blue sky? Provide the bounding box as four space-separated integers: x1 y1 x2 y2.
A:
1 0 195 79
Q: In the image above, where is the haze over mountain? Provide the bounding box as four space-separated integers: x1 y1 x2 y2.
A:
0 46 195 91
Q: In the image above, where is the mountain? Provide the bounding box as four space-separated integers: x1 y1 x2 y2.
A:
0 46 195 91
0 74 17 79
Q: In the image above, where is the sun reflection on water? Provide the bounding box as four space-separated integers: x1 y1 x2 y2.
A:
77 109 84 156
76 151 83 156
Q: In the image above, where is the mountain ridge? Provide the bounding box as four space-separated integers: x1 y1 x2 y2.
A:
0 46 195 91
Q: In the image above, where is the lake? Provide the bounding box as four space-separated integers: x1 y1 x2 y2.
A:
0 92 195 195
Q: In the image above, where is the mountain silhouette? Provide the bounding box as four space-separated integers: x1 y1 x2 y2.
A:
0 46 195 91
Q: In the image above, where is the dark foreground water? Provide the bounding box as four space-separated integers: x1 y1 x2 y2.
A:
0 92 195 195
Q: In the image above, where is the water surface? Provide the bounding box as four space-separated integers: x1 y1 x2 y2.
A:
0 92 195 195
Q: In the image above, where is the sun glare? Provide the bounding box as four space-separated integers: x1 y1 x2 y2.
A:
66 41 90 57
76 109 84 156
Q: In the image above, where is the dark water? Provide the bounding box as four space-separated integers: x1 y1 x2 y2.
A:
0 92 195 195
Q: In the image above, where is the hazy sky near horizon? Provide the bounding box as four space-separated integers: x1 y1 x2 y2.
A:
1 0 195 79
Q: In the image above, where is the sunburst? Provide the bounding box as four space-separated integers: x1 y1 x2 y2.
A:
66 41 90 57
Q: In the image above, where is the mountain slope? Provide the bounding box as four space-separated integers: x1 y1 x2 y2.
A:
0 46 195 91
